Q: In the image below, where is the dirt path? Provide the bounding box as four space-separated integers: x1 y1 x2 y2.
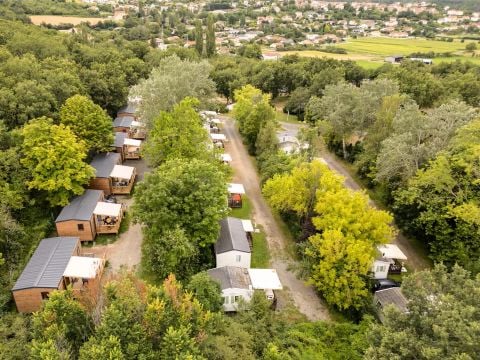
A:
88 159 150 272
221 116 331 321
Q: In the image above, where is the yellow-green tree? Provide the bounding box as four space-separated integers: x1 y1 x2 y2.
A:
21 117 94 207
307 188 395 310
263 160 343 219
233 85 275 154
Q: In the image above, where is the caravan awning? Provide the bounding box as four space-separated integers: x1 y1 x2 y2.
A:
110 165 134 180
124 138 141 147
93 202 122 217
63 256 103 279
210 133 226 141
248 269 283 290
228 183 245 194
377 244 408 260
131 120 145 128
241 219 254 233
221 153 232 162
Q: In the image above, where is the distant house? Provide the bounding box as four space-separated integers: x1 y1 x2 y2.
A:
208 266 283 312
113 132 142 160
215 217 252 268
374 287 408 323
89 153 136 195
277 133 308 154
113 116 146 140
55 190 125 241
372 244 408 279
11 237 104 313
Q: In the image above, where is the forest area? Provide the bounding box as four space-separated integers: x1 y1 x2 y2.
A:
0 1 479 359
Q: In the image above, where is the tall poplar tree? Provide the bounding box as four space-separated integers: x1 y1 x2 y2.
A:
206 14 216 57
194 20 203 56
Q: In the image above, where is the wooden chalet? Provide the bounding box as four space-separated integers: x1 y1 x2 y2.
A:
113 132 142 160
55 190 125 241
89 153 136 195
113 116 146 140
12 237 104 313
117 103 137 119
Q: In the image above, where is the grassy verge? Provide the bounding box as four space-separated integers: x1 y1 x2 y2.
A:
275 110 300 124
251 225 270 268
229 195 252 219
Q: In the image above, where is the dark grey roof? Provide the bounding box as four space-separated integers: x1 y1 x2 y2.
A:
12 237 79 291
207 266 251 290
375 287 408 313
55 190 103 222
118 104 136 115
113 132 126 147
113 116 134 128
90 153 121 178
215 217 251 255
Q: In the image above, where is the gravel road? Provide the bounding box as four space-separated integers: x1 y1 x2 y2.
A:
222 115 331 321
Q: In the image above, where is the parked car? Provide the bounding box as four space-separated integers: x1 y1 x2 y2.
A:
373 278 400 292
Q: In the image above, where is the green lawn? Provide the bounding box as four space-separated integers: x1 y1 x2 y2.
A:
251 226 270 268
355 60 384 69
229 195 252 219
275 109 300 124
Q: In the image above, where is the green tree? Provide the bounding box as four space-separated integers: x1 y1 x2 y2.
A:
466 42 477 51
393 119 480 268
133 159 228 249
21 117 94 207
142 226 197 281
79 336 125 360
233 85 275 154
307 184 394 310
143 97 211 167
31 289 92 358
365 265 480 360
130 55 215 127
194 20 204 56
206 14 216 58
187 272 223 312
59 95 113 153
376 100 476 185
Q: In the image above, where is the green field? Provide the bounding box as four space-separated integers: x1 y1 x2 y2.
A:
337 37 468 56
277 37 480 69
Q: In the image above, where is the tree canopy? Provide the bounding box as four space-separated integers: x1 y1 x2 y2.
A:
130 55 215 127
20 117 94 207
59 95 113 153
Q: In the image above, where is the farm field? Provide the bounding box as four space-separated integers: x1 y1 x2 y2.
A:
29 15 105 25
336 37 467 56
272 37 480 69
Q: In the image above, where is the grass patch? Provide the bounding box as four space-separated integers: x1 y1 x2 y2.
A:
229 195 252 219
355 60 384 69
251 226 270 268
275 110 300 124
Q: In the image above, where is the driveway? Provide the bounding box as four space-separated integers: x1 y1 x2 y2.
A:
221 116 331 321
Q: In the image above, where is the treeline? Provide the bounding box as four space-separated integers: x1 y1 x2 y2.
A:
304 76 480 272
210 54 480 115
0 0 111 17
